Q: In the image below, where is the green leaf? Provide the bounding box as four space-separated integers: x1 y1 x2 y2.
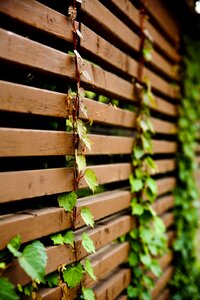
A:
0 277 19 300
46 272 59 288
51 233 64 245
131 201 144 215
134 144 144 159
140 226 152 244
7 235 22 258
128 252 138 267
75 150 86 172
154 217 165 234
58 191 77 212
81 207 94 228
144 156 157 173
63 263 83 288
146 177 157 196
19 241 47 282
82 233 95 254
63 231 75 247
0 262 6 269
150 259 162 277
82 287 95 300
84 169 98 193
77 119 91 151
127 285 139 298
140 253 152 267
84 259 96 280
130 177 143 192
142 135 152 152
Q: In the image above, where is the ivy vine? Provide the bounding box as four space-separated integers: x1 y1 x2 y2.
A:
126 5 168 299
170 36 200 300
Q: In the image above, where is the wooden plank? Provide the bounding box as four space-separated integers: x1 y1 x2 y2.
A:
4 215 133 286
155 159 176 175
0 0 178 83
156 289 171 300
0 127 177 157
144 0 180 45
152 195 174 216
0 178 175 249
107 0 180 64
94 268 131 300
0 81 177 129
0 163 131 203
0 29 135 103
162 213 174 229
82 242 130 288
151 266 174 298
0 0 74 43
156 177 176 196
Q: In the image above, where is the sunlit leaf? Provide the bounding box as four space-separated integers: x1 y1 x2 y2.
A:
84 259 96 281
7 235 21 258
57 192 77 212
82 287 95 300
81 207 94 227
0 278 19 300
63 231 75 247
82 233 95 254
51 233 63 245
63 263 83 288
84 169 98 193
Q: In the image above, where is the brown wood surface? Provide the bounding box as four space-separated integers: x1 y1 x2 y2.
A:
151 266 174 298
145 0 180 45
151 118 177 135
152 195 174 216
156 289 171 300
0 29 135 103
94 268 131 300
156 177 176 196
82 242 129 288
4 215 133 286
162 213 174 229
0 163 131 203
0 127 177 157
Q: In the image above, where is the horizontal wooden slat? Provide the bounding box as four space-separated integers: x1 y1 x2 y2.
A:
144 0 180 45
0 177 175 249
0 81 177 130
0 29 135 103
94 268 131 300
152 195 174 216
156 288 171 300
107 0 180 67
151 266 174 298
0 163 131 203
162 213 174 229
4 214 133 286
0 127 177 157
82 242 129 288
0 161 175 204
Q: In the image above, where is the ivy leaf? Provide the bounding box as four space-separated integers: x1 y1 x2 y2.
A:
57 192 77 212
150 259 162 277
51 233 64 245
77 119 91 151
84 169 98 193
144 156 157 173
134 144 144 159
63 263 83 288
141 135 152 153
19 241 47 282
63 231 75 247
140 226 152 244
46 272 59 288
84 258 96 280
127 285 139 298
154 217 165 234
82 287 95 300
82 233 95 254
0 277 19 300
81 207 94 228
130 176 143 192
140 253 152 268
146 177 157 196
7 235 21 258
131 201 144 216
75 150 86 173
128 252 138 267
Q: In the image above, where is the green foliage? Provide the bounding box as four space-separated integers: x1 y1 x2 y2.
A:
82 287 95 300
170 36 200 299
84 169 98 193
7 237 47 283
82 233 96 254
63 263 83 288
0 278 19 300
83 258 96 281
57 191 77 212
51 231 75 247
45 272 59 288
81 207 95 228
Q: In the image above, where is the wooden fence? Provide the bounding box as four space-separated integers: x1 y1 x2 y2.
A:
0 0 182 299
